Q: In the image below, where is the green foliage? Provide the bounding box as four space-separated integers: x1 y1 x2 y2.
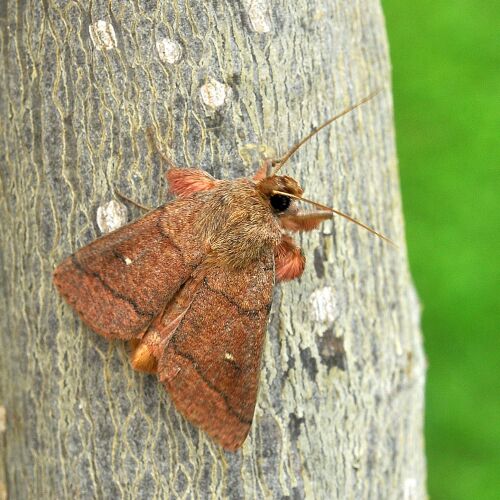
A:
382 1 499 498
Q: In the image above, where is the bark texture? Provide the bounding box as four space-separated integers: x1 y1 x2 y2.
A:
0 1 426 498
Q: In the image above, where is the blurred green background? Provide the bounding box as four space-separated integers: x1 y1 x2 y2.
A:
382 0 499 498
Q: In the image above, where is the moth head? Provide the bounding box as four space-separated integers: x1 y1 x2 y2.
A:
255 163 393 245
256 175 304 214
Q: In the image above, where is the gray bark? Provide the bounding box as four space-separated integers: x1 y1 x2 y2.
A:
0 1 426 498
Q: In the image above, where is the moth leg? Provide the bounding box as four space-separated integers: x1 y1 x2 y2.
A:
114 189 154 212
146 127 179 170
280 212 332 232
275 235 305 282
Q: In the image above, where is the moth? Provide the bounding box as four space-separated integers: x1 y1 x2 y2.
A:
53 92 390 451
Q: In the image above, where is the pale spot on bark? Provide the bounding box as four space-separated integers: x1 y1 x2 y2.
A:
238 143 276 166
156 38 182 64
96 200 128 234
224 352 235 361
0 406 6 433
309 286 338 324
89 20 117 51
312 9 327 22
245 0 272 33
407 284 422 330
200 78 231 108
124 256 133 265
403 478 417 500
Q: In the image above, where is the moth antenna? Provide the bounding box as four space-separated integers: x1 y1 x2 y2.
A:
114 189 153 212
272 89 383 174
146 127 178 170
272 190 395 245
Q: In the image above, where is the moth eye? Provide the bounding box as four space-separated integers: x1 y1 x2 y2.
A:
270 194 291 213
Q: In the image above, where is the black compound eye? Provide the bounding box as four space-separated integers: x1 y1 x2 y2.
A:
270 194 291 213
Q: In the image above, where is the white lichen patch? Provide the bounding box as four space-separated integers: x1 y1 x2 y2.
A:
89 20 117 51
156 37 182 64
246 0 272 33
403 478 417 500
96 200 128 234
200 78 231 108
0 406 6 433
238 143 277 167
309 286 338 324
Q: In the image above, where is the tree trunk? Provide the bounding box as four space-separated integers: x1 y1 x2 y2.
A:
0 1 426 498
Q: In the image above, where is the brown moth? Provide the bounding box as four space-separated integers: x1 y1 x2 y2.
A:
53 91 390 451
